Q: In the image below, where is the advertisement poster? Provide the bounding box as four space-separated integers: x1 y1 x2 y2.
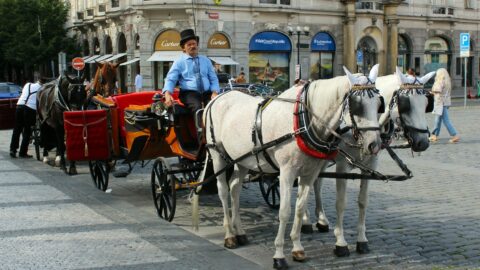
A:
249 52 290 91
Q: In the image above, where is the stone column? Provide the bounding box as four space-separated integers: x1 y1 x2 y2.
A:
386 18 399 74
384 1 402 74
342 0 356 71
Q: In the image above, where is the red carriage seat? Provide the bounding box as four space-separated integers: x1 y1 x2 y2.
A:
112 91 161 139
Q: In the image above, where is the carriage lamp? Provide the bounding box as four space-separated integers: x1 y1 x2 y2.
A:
288 26 310 79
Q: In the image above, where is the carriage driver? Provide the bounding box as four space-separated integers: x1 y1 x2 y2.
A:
162 29 219 130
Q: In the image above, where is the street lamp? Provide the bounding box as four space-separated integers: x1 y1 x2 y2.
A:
288 26 310 79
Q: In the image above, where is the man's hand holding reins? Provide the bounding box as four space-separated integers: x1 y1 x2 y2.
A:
164 91 174 107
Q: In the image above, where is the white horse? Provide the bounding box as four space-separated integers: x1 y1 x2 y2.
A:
304 67 436 257
194 65 384 269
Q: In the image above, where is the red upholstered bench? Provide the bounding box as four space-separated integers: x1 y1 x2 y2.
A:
112 91 161 139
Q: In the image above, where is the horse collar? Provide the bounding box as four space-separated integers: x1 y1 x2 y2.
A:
293 83 338 159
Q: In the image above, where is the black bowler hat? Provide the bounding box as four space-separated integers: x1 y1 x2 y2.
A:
180 29 199 46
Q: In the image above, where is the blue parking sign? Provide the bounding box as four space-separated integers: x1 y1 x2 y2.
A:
460 33 470 57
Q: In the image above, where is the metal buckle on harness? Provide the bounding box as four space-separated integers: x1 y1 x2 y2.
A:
294 126 307 135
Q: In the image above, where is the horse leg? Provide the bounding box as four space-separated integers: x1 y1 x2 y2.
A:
69 160 78 175
42 147 49 164
55 128 67 173
230 166 248 246
314 177 330 232
290 175 316 262
213 157 237 249
334 161 350 257
356 179 370 254
273 168 296 269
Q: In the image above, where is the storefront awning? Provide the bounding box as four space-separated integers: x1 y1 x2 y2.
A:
119 58 140 66
82 55 91 60
208 56 239 65
94 54 114 62
84 55 101 63
147 51 183 62
105 53 127 62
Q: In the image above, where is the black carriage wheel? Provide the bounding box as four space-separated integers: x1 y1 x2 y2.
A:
259 176 280 209
151 157 176 222
88 161 110 192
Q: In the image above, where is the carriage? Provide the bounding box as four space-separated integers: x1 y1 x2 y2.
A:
63 88 280 221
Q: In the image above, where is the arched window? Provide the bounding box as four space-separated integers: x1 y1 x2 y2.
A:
398 35 411 73
356 36 377 74
424 36 450 74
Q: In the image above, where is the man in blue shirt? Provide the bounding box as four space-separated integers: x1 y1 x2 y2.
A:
162 29 219 127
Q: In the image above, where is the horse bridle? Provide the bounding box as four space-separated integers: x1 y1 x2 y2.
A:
94 64 115 97
387 82 432 146
344 81 384 145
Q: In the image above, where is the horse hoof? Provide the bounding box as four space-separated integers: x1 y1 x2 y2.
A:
69 167 78 175
316 223 329 233
236 235 249 246
292 250 306 262
273 258 288 270
224 237 238 249
301 224 313 234
334 245 350 257
356 242 370 254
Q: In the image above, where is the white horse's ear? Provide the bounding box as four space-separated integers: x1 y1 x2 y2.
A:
343 66 356 87
419 71 436 84
368 64 380 83
395 66 406 85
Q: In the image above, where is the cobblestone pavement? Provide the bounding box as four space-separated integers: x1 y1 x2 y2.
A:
2 101 480 269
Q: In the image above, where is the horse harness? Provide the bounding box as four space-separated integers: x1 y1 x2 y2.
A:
385 80 433 148
191 82 406 192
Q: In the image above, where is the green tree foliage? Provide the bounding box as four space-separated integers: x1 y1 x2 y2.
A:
0 0 78 82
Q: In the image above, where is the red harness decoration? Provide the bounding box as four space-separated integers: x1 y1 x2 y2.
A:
293 87 338 160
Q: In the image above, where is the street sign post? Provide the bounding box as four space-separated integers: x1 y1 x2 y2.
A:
72 57 85 71
460 33 470 108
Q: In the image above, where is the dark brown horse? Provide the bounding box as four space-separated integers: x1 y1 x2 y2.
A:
91 62 119 97
37 73 88 174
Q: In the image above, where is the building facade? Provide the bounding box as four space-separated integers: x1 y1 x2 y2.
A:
67 0 480 94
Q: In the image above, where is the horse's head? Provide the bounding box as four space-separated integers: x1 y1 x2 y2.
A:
343 64 383 155
92 61 119 97
62 72 88 110
388 67 436 152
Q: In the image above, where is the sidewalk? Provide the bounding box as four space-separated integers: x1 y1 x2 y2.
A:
0 129 263 270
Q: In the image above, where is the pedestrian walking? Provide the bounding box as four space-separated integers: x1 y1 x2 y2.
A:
235 72 247 84
9 77 45 158
429 68 460 143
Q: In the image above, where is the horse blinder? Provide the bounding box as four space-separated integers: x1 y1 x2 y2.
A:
397 95 410 114
378 96 385 114
349 95 363 115
425 93 434 113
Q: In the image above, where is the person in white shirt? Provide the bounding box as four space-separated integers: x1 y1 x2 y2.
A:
135 72 143 92
9 78 45 158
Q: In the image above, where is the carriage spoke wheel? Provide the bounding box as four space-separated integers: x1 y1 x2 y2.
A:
151 157 176 222
259 175 280 209
88 161 110 192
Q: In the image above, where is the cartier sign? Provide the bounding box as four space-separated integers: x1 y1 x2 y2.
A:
207 33 230 49
155 30 181 51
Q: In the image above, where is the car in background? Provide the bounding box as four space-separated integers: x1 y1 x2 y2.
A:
220 82 276 97
0 82 22 99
